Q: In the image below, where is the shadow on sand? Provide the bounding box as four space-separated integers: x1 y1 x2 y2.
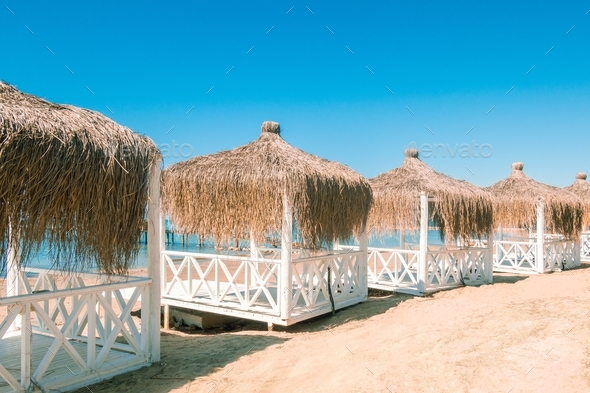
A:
70 331 287 393
491 274 530 285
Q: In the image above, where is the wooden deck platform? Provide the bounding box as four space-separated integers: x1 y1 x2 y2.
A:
0 331 148 393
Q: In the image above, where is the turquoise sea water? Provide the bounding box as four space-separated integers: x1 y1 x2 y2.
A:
12 230 445 272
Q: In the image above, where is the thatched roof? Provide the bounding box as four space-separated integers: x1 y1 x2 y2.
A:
162 121 372 245
485 162 583 238
564 172 590 227
368 148 494 240
0 82 160 274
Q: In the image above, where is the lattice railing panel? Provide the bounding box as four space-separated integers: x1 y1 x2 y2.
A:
162 252 281 314
291 252 364 310
367 249 419 287
545 240 578 271
581 233 590 259
0 273 150 391
494 241 537 272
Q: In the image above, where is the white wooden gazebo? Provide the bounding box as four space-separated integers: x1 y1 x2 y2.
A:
338 149 494 295
0 82 162 392
160 121 372 329
486 163 583 274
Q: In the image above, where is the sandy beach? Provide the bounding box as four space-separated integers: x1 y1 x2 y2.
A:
66 265 590 393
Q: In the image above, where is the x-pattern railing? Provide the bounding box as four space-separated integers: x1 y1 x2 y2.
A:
426 248 489 288
367 248 419 287
291 252 364 310
0 272 150 392
544 239 577 271
582 232 590 259
162 251 281 313
494 241 537 272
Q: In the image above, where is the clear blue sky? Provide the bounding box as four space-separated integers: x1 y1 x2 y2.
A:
2 1 589 187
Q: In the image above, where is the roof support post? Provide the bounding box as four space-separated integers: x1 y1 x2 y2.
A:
7 219 21 332
280 193 293 320
486 230 494 283
536 199 545 274
418 192 429 294
399 229 406 250
358 225 369 299
147 159 162 362
250 231 258 259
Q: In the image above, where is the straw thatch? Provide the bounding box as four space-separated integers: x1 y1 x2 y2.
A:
368 149 494 241
0 82 160 274
485 162 583 239
564 172 590 228
162 121 372 245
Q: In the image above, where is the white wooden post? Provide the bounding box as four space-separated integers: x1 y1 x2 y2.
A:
358 225 369 298
147 159 162 362
399 229 406 250
496 226 504 264
536 199 545 274
574 239 581 266
280 193 293 320
21 302 31 391
7 220 21 332
87 294 96 370
418 192 429 294
249 231 258 293
250 231 258 259
486 230 494 283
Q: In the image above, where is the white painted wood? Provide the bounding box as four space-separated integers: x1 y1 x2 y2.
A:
536 199 545 274
250 231 258 259
0 272 152 392
20 302 31 391
6 220 21 332
147 159 162 362
399 229 406 250
486 231 494 283
418 192 429 293
0 362 23 392
280 193 293 320
249 230 258 293
87 293 96 370
358 226 369 297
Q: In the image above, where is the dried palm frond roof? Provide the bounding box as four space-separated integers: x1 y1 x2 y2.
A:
368 148 494 240
485 162 583 238
564 172 590 227
162 121 373 245
0 81 160 274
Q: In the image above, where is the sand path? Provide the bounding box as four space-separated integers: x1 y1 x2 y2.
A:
74 266 590 393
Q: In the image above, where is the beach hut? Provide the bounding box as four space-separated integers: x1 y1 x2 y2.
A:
160 121 372 328
485 162 583 274
338 148 494 295
0 82 162 392
564 172 590 262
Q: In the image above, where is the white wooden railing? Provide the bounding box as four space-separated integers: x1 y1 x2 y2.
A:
161 249 366 324
582 232 590 261
494 240 538 273
0 269 151 392
290 251 366 314
426 247 490 288
544 239 578 271
493 238 579 273
363 247 420 289
161 251 282 316
336 245 491 294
